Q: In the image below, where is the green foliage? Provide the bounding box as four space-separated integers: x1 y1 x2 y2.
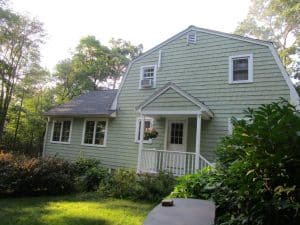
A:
98 169 176 202
0 4 45 143
74 158 108 192
170 167 220 199
0 152 75 195
235 0 300 76
170 100 300 225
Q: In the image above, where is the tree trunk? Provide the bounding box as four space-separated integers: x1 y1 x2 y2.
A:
13 89 25 150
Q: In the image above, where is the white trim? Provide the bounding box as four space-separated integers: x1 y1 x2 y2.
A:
42 117 50 157
81 118 108 147
227 118 233 135
111 62 132 110
137 114 145 172
137 83 214 118
163 118 168 150
229 54 253 84
268 45 300 108
167 118 188 152
142 110 201 115
195 113 202 170
50 118 73 144
134 117 154 143
158 50 162 69
139 65 157 89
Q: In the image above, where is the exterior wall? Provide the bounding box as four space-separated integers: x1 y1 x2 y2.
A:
144 88 199 111
45 29 291 168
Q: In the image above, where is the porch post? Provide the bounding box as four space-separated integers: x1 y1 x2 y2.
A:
137 114 145 173
195 112 202 170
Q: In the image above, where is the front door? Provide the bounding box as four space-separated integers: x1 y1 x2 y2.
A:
166 120 187 175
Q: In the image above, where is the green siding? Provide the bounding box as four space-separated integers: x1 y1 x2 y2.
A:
144 88 199 111
45 29 291 168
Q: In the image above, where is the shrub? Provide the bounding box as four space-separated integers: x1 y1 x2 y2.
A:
0 152 75 195
170 100 300 225
135 172 176 202
74 158 108 192
170 167 220 199
98 169 176 202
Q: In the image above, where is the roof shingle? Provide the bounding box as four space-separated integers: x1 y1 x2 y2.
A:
43 90 118 116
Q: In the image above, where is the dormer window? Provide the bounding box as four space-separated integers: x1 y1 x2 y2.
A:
187 31 197 44
139 65 157 89
229 54 253 84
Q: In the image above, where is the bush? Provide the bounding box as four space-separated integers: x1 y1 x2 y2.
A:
170 167 220 199
74 158 108 192
98 169 176 202
170 100 300 225
0 152 75 195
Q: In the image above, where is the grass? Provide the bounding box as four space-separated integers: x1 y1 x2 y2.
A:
0 193 155 225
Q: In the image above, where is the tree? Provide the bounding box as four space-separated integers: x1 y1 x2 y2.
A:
235 0 300 75
53 59 83 103
108 38 143 89
4 64 53 154
72 36 110 90
0 6 45 143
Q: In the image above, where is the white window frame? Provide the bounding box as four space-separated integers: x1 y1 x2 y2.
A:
139 65 157 89
135 117 154 144
50 118 73 144
229 54 253 84
81 118 108 147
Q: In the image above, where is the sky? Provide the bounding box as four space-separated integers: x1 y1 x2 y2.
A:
10 0 251 72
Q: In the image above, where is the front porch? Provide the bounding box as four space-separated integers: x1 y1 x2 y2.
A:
136 83 215 176
140 148 213 176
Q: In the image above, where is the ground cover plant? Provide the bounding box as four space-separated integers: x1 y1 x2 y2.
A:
0 192 154 225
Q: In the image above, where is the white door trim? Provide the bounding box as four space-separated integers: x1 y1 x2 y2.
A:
165 118 188 152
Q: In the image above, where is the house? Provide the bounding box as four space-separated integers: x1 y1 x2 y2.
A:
43 26 300 176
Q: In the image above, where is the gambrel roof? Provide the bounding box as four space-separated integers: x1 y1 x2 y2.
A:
112 25 300 110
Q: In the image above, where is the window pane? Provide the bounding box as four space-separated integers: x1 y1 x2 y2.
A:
170 122 184 144
137 119 152 141
52 121 61 141
61 121 71 142
84 121 95 144
233 58 249 81
95 121 106 145
143 67 154 79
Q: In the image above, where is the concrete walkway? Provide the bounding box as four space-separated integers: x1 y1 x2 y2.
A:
143 198 215 225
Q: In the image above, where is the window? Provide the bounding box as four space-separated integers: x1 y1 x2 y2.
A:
51 119 72 143
135 117 153 143
139 65 157 89
82 119 108 146
170 123 183 144
187 31 197 44
229 54 253 83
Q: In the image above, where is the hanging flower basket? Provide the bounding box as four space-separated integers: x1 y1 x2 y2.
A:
144 127 158 139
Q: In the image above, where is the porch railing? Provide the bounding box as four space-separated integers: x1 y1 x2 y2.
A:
140 148 213 176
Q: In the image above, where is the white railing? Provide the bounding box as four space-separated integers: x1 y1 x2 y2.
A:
140 148 213 176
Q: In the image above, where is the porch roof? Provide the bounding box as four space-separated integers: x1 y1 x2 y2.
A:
136 82 214 119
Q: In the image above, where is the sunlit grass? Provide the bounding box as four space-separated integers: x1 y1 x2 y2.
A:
0 193 154 225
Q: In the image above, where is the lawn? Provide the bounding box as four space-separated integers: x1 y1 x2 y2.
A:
0 193 155 225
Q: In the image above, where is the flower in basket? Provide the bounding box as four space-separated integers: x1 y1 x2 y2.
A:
144 127 158 139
